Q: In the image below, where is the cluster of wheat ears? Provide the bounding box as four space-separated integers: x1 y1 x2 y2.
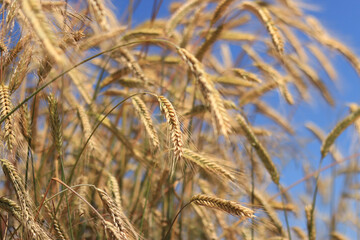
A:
0 0 359 239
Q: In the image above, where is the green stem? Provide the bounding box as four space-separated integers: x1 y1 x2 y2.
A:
278 185 292 240
139 168 153 237
309 157 324 240
163 201 193 240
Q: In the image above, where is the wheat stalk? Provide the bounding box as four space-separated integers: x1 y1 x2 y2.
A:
248 187 284 235
192 204 218 240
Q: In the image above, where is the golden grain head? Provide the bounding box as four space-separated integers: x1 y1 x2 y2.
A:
0 1 357 239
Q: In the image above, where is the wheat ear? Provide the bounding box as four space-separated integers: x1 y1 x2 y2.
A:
121 28 163 42
305 122 343 163
0 159 51 239
177 47 231 138
239 80 278 106
9 47 31 93
43 197 68 240
4 35 30 69
321 106 360 158
48 94 63 157
232 68 262 83
114 48 148 83
349 103 360 138
330 232 348 240
96 188 138 240
79 27 125 50
183 148 236 182
307 44 337 81
165 0 200 35
77 105 97 153
290 55 334 106
255 101 294 134
107 174 122 208
242 2 284 55
215 30 257 42
292 226 307 239
280 25 307 61
20 0 64 64
237 114 279 184
0 197 22 221
305 205 316 240
0 85 16 151
247 187 284 234
190 194 255 219
88 0 110 31
158 95 183 165
196 24 224 61
321 37 360 77
74 176 89 217
210 0 235 25
132 96 160 150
